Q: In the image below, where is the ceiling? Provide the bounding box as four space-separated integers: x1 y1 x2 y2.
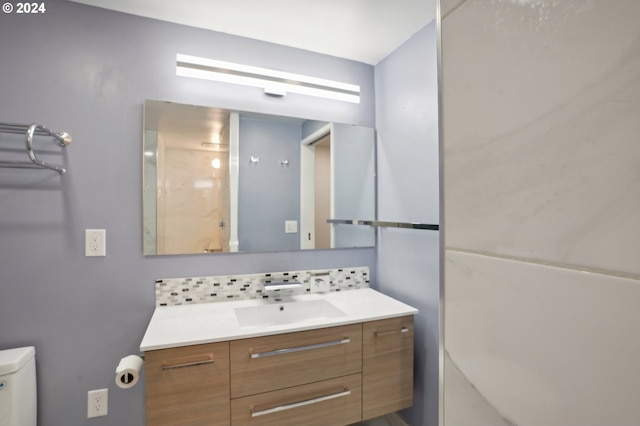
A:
68 0 437 65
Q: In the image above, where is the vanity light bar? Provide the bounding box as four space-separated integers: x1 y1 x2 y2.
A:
176 54 360 103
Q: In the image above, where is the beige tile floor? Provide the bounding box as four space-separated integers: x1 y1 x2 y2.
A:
352 417 392 426
351 414 409 426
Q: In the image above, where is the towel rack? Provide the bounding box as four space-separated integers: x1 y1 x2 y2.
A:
327 219 439 231
0 122 72 173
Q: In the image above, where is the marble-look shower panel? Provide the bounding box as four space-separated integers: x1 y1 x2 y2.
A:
442 0 640 276
443 1 640 426
444 352 515 426
158 146 227 254
445 250 640 426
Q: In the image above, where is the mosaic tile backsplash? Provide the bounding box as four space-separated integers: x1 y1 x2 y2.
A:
155 267 370 306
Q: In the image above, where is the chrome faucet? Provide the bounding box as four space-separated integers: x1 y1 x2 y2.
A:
262 280 303 291
310 271 331 293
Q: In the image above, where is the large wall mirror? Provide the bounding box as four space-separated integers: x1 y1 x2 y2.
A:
143 100 375 255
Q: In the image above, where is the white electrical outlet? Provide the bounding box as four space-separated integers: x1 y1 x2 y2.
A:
85 229 106 257
87 388 108 418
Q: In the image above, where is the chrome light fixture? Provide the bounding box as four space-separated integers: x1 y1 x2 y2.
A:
176 54 360 103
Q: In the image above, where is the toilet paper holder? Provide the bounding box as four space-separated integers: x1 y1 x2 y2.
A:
115 354 145 389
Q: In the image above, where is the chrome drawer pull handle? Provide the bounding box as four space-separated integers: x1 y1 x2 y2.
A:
374 327 409 337
161 358 214 370
251 388 351 417
250 338 351 359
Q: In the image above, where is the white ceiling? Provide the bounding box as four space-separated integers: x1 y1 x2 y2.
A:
68 0 437 65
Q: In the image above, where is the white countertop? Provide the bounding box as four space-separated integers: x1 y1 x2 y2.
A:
140 288 418 351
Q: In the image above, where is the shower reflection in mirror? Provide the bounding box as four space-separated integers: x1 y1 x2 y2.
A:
143 100 375 256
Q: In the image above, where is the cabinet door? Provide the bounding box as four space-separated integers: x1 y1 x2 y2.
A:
362 316 414 420
231 373 362 426
230 323 362 398
145 342 230 426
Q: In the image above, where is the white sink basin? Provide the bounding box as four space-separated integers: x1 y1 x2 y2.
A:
234 299 347 328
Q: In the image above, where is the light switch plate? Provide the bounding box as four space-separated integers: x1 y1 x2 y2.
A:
285 220 298 234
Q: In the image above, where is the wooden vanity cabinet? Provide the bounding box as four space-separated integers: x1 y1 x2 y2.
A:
145 342 230 426
145 315 414 426
231 373 362 426
229 324 362 425
230 323 362 398
362 316 415 421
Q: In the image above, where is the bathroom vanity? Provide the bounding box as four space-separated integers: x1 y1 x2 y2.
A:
141 288 417 426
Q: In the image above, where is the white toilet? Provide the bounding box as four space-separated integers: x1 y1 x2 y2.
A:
0 346 37 426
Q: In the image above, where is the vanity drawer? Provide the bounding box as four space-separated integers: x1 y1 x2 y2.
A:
231 373 362 426
145 342 230 426
362 315 414 420
230 323 362 398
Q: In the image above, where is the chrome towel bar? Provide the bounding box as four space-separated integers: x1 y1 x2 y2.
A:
0 122 72 173
327 219 439 231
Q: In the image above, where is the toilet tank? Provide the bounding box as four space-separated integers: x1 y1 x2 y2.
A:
0 347 37 426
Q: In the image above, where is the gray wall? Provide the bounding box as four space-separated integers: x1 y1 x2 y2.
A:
301 119 329 138
374 22 440 426
238 116 301 252
332 123 376 248
0 1 375 425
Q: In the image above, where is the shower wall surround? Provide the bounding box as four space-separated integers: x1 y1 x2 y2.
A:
155 266 370 306
442 1 640 425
